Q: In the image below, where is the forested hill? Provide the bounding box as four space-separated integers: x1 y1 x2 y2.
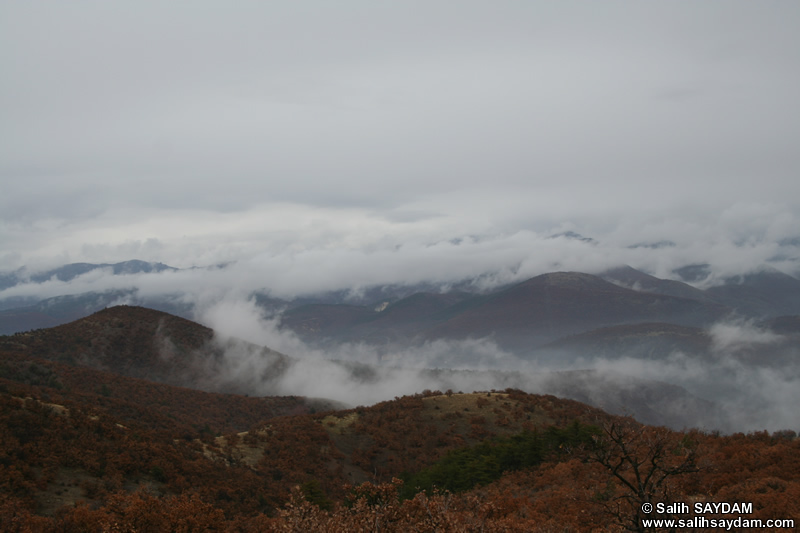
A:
0 305 292 394
1 306 798 530
2 364 799 529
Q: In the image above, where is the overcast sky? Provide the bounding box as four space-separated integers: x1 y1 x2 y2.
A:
2 1 800 290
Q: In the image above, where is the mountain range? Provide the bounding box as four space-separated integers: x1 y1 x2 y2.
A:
0 306 724 430
1 305 798 530
2 260 800 432
5 261 800 349
278 267 800 356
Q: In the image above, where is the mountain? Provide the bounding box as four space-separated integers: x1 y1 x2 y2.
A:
762 315 800 335
279 291 474 344
705 267 800 317
539 369 723 430
279 272 729 353
627 240 676 249
539 322 711 361
424 272 727 350
548 230 596 244
2 260 176 288
0 305 291 394
279 304 375 342
280 268 800 355
1 368 796 529
6 260 799 346
598 265 711 301
0 290 195 335
0 290 138 334
0 260 189 333
2 307 798 529
673 263 712 283
0 306 728 430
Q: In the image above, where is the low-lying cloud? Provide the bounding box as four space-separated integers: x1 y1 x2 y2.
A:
2 227 799 435
186 296 800 435
709 319 783 353
3 209 800 306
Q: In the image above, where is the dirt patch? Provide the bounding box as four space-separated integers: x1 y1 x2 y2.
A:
420 392 510 419
36 468 98 517
321 412 359 435
212 432 265 467
422 391 507 407
420 392 554 436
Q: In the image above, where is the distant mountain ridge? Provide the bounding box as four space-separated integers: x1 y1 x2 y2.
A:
0 305 294 395
422 272 727 349
0 306 727 430
0 260 177 290
281 271 731 352
598 265 711 301
539 322 712 360
705 267 800 317
3 260 800 350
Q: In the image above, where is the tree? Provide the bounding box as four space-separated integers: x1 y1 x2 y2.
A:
591 417 699 532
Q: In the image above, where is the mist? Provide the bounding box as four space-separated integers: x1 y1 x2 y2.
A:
2 225 799 435
2 1 799 458
185 295 799 435
3 210 800 306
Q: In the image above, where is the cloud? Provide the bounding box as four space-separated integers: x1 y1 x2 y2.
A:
1 3 799 433
187 294 525 405
2 206 799 306
186 296 800 433
4 259 797 432
1 3 799 275
709 319 783 353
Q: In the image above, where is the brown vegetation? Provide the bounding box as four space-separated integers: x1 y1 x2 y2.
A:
1 307 798 531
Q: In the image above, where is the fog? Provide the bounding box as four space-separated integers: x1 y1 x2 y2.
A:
2 1 799 436
2 3 800 276
2 228 799 434
182 295 800 435
2 251 798 433
2 213 799 305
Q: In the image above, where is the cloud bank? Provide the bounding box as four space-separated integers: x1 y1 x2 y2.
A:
2 2 799 278
2 208 799 306
1 2 799 436
181 296 800 435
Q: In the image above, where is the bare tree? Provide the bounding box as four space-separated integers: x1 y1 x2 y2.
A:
591 417 699 532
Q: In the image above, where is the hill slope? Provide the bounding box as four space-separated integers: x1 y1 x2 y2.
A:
425 272 727 350
1 305 290 394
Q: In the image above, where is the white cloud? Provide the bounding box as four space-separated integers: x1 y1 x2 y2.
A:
1 2 799 273
709 319 783 353
2 2 800 433
187 296 800 432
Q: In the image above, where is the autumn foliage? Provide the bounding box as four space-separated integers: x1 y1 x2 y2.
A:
1 307 798 531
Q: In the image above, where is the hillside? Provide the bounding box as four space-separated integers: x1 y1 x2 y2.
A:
424 272 727 350
540 322 712 360
280 291 474 344
1 306 727 430
277 271 731 353
0 290 195 335
0 305 797 529
0 305 290 394
1 375 798 530
599 265 712 301
705 268 800 317
6 264 800 350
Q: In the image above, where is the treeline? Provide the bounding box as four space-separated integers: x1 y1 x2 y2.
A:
401 420 599 498
0 350 312 435
1 352 798 531
3 419 798 532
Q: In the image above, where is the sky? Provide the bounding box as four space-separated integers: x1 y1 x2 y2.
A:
3 2 800 432
2 1 800 293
